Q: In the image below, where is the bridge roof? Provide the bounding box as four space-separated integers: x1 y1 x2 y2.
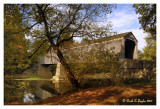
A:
96 32 132 42
75 32 137 46
51 32 138 51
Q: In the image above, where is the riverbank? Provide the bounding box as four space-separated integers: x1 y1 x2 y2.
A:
4 83 156 105
4 74 156 105
34 84 156 105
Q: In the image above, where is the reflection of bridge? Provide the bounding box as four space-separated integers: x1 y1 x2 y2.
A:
38 32 155 94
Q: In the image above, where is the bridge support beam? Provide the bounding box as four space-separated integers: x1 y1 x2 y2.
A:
52 63 73 94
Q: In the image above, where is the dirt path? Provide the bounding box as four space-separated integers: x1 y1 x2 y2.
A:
36 84 156 105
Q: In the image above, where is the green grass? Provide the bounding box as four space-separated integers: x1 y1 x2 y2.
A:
14 77 52 81
5 74 41 79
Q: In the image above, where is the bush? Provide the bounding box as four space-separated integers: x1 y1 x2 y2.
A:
77 73 112 88
64 44 123 86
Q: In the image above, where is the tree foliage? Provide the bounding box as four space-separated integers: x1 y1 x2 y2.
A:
63 44 122 86
138 35 156 61
20 4 116 90
4 4 30 74
133 4 156 38
133 4 156 61
21 4 116 47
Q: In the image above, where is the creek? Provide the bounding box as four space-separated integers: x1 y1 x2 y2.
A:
4 79 57 104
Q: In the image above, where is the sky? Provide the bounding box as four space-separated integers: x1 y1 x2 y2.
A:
75 4 148 51
108 4 148 51
24 4 148 51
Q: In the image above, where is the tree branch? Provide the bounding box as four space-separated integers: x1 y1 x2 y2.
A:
46 45 52 53
27 22 41 30
28 40 47 59
43 4 49 11
36 4 57 50
56 5 99 47
57 32 75 46
56 12 88 46
36 4 49 37
4 21 41 35
56 4 82 43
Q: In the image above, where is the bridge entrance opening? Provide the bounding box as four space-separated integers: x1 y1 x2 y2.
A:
125 39 135 59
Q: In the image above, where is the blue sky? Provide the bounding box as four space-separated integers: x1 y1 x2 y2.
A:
108 4 148 51
75 4 148 51
24 4 148 51
23 3 147 51
16 3 149 51
108 4 140 30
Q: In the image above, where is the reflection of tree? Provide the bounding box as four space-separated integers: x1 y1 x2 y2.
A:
4 80 39 104
23 93 36 104
4 80 25 103
4 80 56 104
22 81 37 94
22 81 40 103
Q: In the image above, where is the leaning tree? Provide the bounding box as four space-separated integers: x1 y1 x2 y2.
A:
21 4 116 90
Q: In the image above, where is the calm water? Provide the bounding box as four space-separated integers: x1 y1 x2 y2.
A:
4 79 57 104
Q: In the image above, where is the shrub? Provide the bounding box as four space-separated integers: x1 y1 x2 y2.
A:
64 44 123 86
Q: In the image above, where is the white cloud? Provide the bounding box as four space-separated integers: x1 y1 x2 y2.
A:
106 5 147 51
73 37 82 43
73 5 147 51
108 9 139 29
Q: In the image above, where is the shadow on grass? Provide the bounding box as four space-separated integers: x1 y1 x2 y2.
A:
118 84 156 105
36 83 156 105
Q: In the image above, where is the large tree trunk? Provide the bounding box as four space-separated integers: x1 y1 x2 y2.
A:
55 47 80 90
36 5 80 91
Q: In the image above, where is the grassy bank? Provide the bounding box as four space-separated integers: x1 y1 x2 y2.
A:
5 74 52 81
14 77 52 81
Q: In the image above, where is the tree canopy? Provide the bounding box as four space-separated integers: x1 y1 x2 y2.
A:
133 4 156 61
21 4 116 89
21 4 116 48
133 4 156 38
4 4 116 89
4 4 30 74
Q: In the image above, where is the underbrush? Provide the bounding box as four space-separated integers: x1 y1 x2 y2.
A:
123 78 156 86
76 72 156 89
77 73 113 89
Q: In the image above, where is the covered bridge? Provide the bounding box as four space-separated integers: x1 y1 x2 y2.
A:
40 32 138 64
35 32 155 94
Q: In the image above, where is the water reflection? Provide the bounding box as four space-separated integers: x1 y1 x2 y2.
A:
4 80 57 104
24 93 35 104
